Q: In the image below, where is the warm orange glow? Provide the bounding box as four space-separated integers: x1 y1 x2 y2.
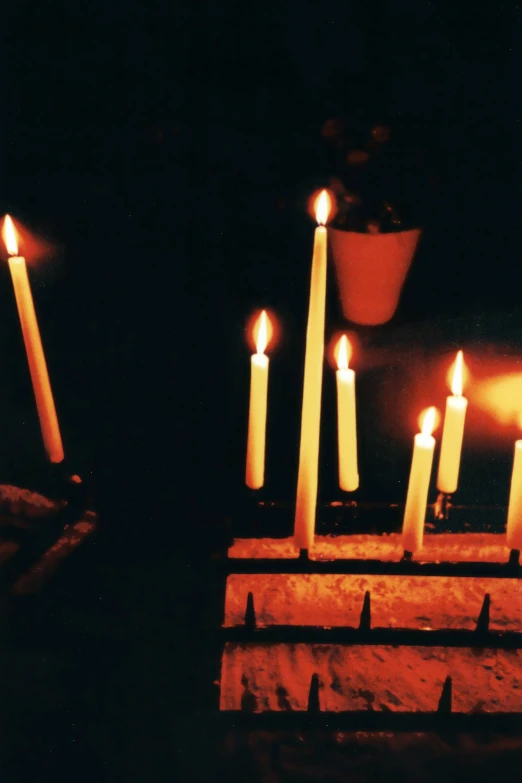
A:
314 189 332 226
474 373 522 427
2 214 19 256
254 310 268 354
335 334 352 371
420 406 438 436
450 350 464 396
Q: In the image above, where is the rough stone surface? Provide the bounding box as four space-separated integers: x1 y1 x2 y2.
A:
220 643 522 713
224 573 522 632
229 534 511 563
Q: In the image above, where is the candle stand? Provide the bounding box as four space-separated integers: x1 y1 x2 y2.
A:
211 500 522 735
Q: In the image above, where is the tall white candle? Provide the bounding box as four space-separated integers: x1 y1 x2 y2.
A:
245 311 270 489
294 190 331 550
437 351 468 494
403 407 438 554
2 215 64 463
336 335 359 492
507 440 522 550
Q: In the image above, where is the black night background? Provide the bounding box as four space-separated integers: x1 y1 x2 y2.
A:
1 2 519 780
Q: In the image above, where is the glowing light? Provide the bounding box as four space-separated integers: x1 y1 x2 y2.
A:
475 373 522 426
420 406 438 436
2 214 19 256
254 310 269 354
335 334 352 371
314 190 331 226
451 350 464 396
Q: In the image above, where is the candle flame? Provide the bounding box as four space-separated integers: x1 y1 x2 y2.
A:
255 310 269 354
451 350 464 396
314 189 331 226
420 406 438 436
2 215 18 256
335 334 351 370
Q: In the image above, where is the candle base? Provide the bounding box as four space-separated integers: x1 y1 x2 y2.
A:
434 492 451 521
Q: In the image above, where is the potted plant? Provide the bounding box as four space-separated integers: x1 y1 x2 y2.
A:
321 118 429 325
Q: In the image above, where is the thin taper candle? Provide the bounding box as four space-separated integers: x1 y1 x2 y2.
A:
245 311 270 489
336 335 359 491
2 215 64 463
437 350 468 494
507 439 522 550
402 407 438 554
294 190 331 550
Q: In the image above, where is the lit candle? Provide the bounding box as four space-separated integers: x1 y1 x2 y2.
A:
245 310 270 489
403 407 438 554
2 215 64 463
437 350 468 494
294 190 331 550
335 335 359 492
507 438 522 550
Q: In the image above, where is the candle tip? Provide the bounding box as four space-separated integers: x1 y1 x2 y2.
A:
336 334 351 370
314 189 332 226
451 350 464 396
420 406 438 436
2 214 18 256
254 310 269 354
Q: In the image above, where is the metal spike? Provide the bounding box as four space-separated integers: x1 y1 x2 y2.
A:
299 548 309 561
437 676 452 713
401 550 413 562
359 590 371 631
244 591 257 631
509 549 520 568
307 673 320 713
475 593 490 633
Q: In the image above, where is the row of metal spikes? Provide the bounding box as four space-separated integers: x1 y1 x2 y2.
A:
220 590 522 648
218 671 522 731
217 671 522 732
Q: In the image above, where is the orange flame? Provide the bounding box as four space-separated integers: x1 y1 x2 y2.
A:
335 334 352 370
314 189 332 226
419 406 439 436
450 350 464 396
254 310 269 354
2 215 19 256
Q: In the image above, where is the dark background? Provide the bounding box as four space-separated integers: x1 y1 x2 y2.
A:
1 2 520 779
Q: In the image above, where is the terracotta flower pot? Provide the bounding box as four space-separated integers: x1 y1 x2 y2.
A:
329 227 422 325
